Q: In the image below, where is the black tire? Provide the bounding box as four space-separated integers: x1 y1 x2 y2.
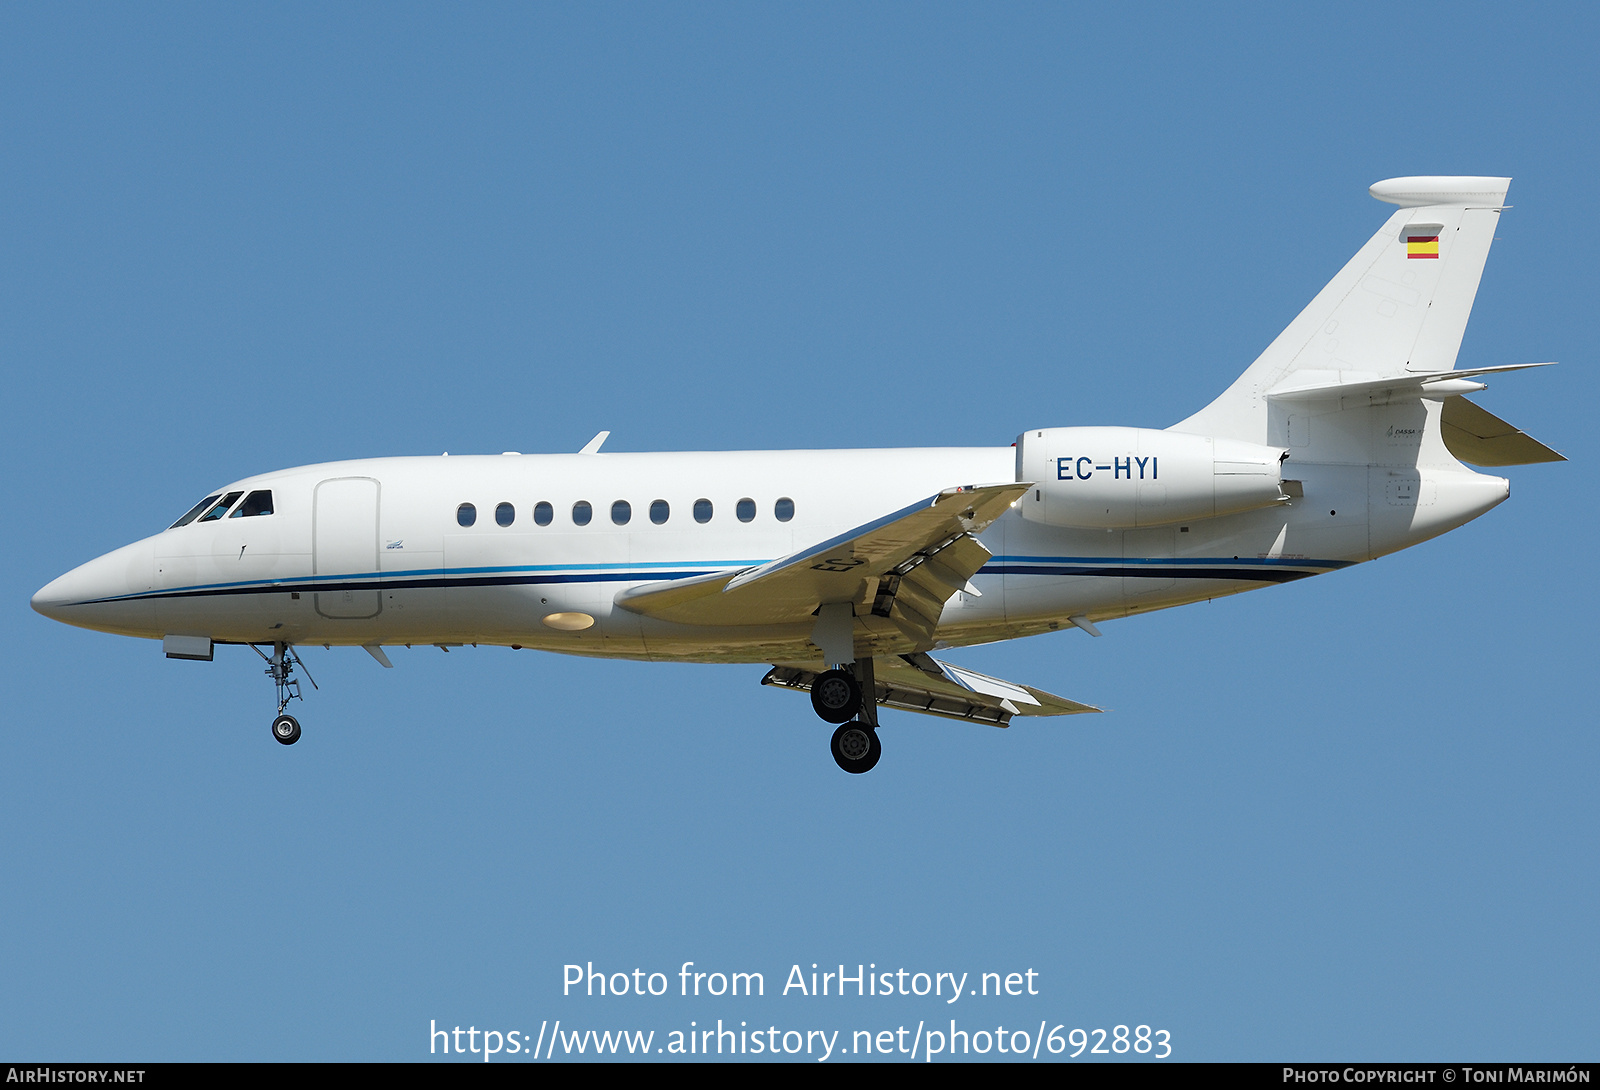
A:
830 722 881 774
272 714 302 745
810 668 861 724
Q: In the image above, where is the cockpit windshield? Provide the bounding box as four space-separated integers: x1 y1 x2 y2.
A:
169 488 274 529
169 493 223 529
197 492 245 523
229 490 274 518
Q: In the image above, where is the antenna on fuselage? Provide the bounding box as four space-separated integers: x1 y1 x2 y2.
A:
578 430 610 455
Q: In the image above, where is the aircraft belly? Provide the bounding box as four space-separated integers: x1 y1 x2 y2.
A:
635 619 821 664
628 597 1013 665
160 590 304 643
445 583 642 647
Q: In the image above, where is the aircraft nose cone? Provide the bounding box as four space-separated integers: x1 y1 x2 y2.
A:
31 540 159 636
31 573 74 621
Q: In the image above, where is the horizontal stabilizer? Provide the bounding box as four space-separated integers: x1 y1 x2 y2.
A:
616 483 1027 638
1441 396 1566 466
1266 362 1555 403
762 653 1100 728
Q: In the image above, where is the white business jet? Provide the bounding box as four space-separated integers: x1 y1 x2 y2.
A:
32 177 1562 772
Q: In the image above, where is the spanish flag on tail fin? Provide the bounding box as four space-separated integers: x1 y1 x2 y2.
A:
1406 231 1440 258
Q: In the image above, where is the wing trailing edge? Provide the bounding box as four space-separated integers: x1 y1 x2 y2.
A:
763 653 1100 728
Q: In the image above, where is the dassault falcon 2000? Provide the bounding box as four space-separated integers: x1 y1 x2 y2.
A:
33 176 1563 772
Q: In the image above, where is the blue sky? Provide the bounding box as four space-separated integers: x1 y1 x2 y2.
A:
3 3 1595 1061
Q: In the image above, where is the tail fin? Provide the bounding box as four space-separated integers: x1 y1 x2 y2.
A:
1173 176 1511 443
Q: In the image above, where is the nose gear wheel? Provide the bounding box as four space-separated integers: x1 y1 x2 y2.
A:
272 714 302 745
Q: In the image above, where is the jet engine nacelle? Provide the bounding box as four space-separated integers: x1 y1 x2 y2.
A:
1015 426 1289 529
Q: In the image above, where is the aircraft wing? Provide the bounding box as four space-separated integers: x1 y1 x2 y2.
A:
615 483 1027 649
763 652 1100 727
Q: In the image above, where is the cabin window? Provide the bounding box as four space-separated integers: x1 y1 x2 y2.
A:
775 497 794 522
457 503 477 527
230 490 275 518
198 492 245 523
693 499 713 524
534 501 553 526
611 500 632 526
650 499 669 525
170 493 223 529
496 502 515 527
736 497 756 523
572 501 592 526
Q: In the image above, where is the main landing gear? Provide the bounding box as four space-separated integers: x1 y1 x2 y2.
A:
810 668 861 723
830 721 881 774
815 658 881 774
251 641 316 746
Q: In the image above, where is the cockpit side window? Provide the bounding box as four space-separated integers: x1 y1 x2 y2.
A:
229 490 275 518
197 491 245 522
170 493 223 529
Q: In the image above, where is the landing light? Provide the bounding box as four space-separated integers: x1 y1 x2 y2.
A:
542 612 595 631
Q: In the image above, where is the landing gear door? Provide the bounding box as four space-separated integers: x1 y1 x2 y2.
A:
314 477 382 620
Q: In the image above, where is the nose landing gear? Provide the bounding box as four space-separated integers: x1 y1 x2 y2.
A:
251 641 316 745
272 714 301 745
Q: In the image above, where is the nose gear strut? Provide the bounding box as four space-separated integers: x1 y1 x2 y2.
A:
250 641 317 745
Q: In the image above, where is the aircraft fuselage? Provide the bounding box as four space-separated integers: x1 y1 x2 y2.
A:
31 444 1505 665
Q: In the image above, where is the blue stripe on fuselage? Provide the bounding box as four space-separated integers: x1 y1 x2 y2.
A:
70 553 1352 606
